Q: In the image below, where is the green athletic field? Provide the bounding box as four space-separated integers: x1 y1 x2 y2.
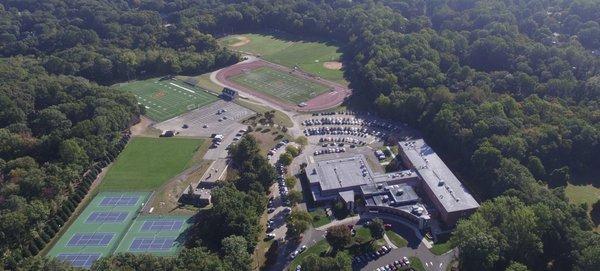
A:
100 137 204 191
47 192 150 262
114 215 193 256
220 33 346 84
229 66 330 105
116 77 218 122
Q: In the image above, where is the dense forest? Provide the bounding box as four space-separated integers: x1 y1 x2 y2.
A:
1 0 600 270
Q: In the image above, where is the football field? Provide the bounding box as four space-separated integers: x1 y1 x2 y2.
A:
229 66 330 104
116 78 218 122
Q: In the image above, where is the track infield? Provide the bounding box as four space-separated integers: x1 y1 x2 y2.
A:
229 66 330 105
216 59 351 111
116 78 218 122
99 137 204 191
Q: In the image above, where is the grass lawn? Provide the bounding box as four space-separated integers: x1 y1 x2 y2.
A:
289 239 335 268
386 230 408 248
220 33 346 84
236 99 293 128
565 182 600 232
430 240 454 255
115 77 218 121
229 66 330 105
176 73 224 94
309 208 332 228
409 257 425 271
100 137 204 191
291 226 387 268
565 183 600 206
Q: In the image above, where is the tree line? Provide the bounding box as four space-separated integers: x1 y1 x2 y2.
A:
1 0 600 270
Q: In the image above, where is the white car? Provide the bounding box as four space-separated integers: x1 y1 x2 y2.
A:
300 245 307 252
289 251 299 259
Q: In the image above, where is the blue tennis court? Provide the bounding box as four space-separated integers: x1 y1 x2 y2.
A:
141 220 183 231
129 237 175 252
56 253 101 268
99 196 139 206
67 233 115 247
86 211 128 223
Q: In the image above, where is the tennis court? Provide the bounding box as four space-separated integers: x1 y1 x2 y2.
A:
229 66 330 104
116 77 219 122
115 215 192 256
47 192 150 269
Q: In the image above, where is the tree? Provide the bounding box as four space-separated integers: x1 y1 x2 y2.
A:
284 177 296 188
591 200 600 226
548 166 570 187
59 139 89 166
278 152 293 166
175 248 227 271
221 235 252 271
287 190 303 206
368 218 385 239
505 261 530 271
325 225 352 251
285 145 300 157
286 210 311 239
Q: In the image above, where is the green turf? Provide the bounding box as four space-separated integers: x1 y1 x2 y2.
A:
100 137 204 191
289 239 336 268
114 215 193 256
116 78 218 122
308 208 331 228
220 33 346 83
386 230 408 248
229 66 330 104
48 192 151 259
409 256 426 271
565 183 600 206
430 240 454 255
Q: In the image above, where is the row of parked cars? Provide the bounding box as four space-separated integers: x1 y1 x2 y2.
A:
267 139 290 156
302 117 364 126
314 147 346 156
304 126 369 137
374 257 411 271
319 137 366 145
303 116 402 132
353 245 392 266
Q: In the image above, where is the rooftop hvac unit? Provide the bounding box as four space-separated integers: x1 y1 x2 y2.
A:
396 189 404 196
438 180 445 186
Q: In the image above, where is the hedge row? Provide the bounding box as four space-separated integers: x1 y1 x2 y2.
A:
26 132 131 256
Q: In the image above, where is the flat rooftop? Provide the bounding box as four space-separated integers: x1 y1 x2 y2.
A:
399 139 479 213
307 155 376 192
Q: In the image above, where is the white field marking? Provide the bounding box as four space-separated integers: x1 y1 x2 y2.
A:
169 82 196 94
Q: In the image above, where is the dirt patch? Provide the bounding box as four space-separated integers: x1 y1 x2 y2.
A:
323 61 342 70
230 36 251 47
153 90 166 99
130 116 154 136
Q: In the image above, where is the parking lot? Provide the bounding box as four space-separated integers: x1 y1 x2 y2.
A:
154 100 254 137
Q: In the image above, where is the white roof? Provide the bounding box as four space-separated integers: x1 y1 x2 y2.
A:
399 139 479 213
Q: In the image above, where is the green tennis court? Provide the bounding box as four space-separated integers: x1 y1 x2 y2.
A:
229 66 330 104
116 77 218 122
47 192 150 267
114 215 193 256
